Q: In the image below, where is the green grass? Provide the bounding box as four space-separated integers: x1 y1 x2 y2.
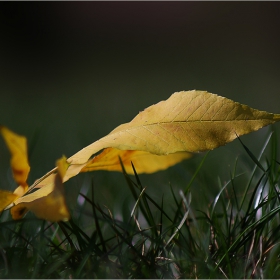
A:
1 130 280 278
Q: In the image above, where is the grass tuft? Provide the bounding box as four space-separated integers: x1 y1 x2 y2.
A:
1 131 280 278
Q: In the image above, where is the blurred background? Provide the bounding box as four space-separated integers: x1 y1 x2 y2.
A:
1 2 280 219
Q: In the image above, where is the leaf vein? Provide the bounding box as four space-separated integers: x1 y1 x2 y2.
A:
142 126 170 145
186 94 212 121
157 123 186 148
210 99 226 121
168 94 191 122
199 95 219 120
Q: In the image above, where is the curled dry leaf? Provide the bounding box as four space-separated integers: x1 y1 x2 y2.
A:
0 126 30 190
11 156 70 222
0 126 29 212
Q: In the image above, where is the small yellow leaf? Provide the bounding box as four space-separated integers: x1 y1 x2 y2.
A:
0 126 30 187
10 175 56 220
81 147 192 174
0 190 18 212
13 185 29 197
11 157 70 222
56 155 69 178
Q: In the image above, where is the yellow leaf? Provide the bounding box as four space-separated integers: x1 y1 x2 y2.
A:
0 190 18 212
56 155 69 178
13 185 29 197
33 173 57 189
0 126 30 187
81 147 192 174
8 90 280 221
64 90 280 181
10 157 70 222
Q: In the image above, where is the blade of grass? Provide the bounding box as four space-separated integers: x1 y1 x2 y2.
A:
91 180 107 255
164 191 190 250
131 162 158 237
214 204 280 271
184 151 209 196
239 131 273 210
130 187 147 219
171 152 209 230
119 156 174 223
236 134 266 173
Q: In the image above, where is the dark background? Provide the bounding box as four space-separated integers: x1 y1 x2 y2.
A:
1 2 280 217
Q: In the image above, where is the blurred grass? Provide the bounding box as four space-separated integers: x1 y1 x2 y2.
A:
1 127 280 278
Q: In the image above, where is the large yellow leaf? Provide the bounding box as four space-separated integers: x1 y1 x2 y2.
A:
64 90 280 181
81 147 192 174
10 156 70 222
4 90 280 222
0 126 30 190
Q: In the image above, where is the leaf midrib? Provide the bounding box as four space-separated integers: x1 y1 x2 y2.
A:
112 117 280 134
